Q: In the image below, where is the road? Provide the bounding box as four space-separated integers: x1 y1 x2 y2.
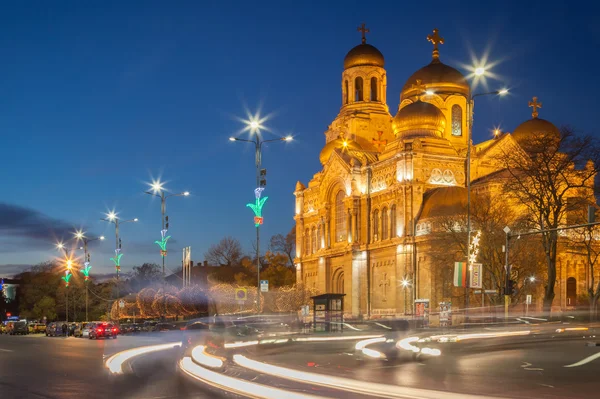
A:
1 332 599 398
0 333 213 399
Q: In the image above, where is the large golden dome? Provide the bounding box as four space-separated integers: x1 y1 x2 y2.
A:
344 43 385 69
319 138 363 165
512 117 560 145
401 61 469 100
392 100 446 139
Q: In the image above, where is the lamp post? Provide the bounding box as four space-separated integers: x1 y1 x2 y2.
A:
74 231 104 322
464 87 508 317
101 212 137 321
56 243 74 324
144 180 189 276
401 278 411 315
229 126 292 313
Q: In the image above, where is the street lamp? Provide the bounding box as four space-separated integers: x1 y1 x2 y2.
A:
229 120 292 313
401 278 411 315
101 212 138 321
144 179 190 276
74 230 105 321
56 243 74 323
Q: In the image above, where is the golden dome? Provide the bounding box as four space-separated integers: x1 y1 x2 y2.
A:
319 138 362 165
419 187 467 220
401 61 469 100
344 44 385 69
512 98 560 146
392 100 446 139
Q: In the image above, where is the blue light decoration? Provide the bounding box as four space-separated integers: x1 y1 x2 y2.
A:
247 187 268 227
154 229 171 257
110 249 123 273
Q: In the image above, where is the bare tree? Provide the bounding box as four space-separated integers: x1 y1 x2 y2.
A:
499 128 599 312
204 236 243 267
270 227 296 266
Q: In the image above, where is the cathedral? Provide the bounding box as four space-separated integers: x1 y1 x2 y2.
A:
293 27 594 318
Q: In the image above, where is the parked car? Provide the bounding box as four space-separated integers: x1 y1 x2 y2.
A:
46 322 66 337
0 323 8 334
10 321 29 335
153 322 180 332
143 321 158 332
75 322 92 338
88 322 117 339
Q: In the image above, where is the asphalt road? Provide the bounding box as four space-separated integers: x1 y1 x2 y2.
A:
2 332 599 399
0 333 212 399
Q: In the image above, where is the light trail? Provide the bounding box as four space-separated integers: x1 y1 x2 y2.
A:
179 356 327 399
105 342 181 374
224 340 259 348
564 352 600 368
294 335 382 342
191 345 224 368
233 354 502 399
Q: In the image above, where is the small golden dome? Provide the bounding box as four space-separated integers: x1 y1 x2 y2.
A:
344 44 385 69
319 138 362 165
512 117 560 145
392 100 446 139
401 61 469 100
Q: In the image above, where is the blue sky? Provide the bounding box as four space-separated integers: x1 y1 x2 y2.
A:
0 0 598 276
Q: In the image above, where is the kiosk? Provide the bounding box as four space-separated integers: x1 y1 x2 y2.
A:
311 293 345 332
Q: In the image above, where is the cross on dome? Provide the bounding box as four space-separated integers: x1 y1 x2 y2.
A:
427 28 444 62
357 23 370 44
529 96 542 118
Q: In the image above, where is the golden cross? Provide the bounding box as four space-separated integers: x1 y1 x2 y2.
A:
357 23 369 44
427 28 444 61
528 96 542 118
372 131 387 151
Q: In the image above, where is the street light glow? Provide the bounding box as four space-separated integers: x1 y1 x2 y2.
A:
342 140 348 148
133 218 139 222
100 236 105 240
529 276 536 282
498 88 509 95
107 211 117 221
401 279 410 288
56 242 65 250
66 259 73 270
150 179 164 193
75 230 84 240
249 120 259 130
284 135 293 142
183 191 190 196
475 67 486 76
229 137 236 141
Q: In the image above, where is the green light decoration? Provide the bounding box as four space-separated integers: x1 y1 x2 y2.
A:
247 187 268 227
62 271 72 287
110 249 123 272
80 261 92 282
154 229 170 257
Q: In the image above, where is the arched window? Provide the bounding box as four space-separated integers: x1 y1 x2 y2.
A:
381 207 389 240
370 77 378 101
311 227 317 254
355 77 363 101
304 228 310 255
451 104 462 136
335 191 346 242
373 209 379 241
344 80 349 105
390 205 396 238
334 270 345 294
567 277 577 306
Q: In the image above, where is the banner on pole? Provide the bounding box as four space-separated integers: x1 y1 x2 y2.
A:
470 263 482 289
453 262 467 287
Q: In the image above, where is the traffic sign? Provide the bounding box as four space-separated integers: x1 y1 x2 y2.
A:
235 288 247 301
260 280 269 292
526 295 532 305
119 300 125 308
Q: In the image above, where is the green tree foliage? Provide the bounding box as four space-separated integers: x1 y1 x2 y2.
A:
130 263 162 291
32 296 57 320
270 227 296 266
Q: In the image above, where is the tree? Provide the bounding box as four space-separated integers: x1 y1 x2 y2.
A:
204 236 243 267
260 251 296 288
499 128 599 312
270 228 296 266
131 263 162 291
32 296 57 321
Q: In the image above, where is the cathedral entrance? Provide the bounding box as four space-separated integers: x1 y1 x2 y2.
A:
332 268 345 294
567 277 577 306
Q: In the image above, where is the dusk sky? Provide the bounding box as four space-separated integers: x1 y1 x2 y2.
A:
0 1 597 277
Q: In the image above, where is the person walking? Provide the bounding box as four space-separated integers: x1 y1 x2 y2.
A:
61 323 67 337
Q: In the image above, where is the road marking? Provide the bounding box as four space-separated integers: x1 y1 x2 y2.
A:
538 384 554 388
0 348 13 352
521 362 543 371
563 352 600 368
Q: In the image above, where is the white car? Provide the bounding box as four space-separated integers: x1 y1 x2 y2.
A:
76 322 95 338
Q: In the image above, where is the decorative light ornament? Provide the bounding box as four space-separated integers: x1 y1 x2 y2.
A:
154 229 171 257
469 231 482 266
80 261 92 282
247 187 268 227
110 248 123 272
62 270 72 287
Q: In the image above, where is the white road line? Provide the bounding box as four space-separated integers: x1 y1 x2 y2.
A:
520 362 543 371
0 348 13 352
564 352 600 368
